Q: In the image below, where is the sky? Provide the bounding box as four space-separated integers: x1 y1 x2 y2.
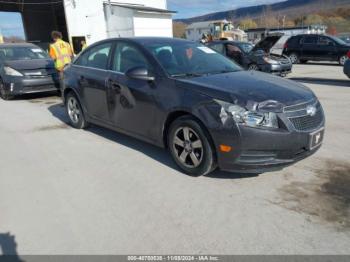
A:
168 0 284 19
0 1 285 39
0 12 25 39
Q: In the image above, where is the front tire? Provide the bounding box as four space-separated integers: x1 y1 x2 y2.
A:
65 92 88 129
168 116 216 176
0 79 14 100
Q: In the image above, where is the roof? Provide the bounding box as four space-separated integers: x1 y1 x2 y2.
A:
103 2 176 14
208 40 252 46
246 25 327 33
88 37 195 48
0 43 37 48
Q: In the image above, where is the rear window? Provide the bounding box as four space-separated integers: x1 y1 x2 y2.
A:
0 46 48 61
287 36 301 45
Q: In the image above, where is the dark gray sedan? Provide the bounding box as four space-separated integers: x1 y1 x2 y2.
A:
62 37 325 176
0 43 60 100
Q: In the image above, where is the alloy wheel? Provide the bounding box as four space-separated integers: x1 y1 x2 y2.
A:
340 55 348 66
67 96 81 124
248 64 259 71
173 127 204 168
289 54 298 64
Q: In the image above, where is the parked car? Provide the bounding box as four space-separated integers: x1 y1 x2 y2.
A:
63 37 325 176
283 34 350 65
207 37 292 77
0 43 59 100
344 52 350 78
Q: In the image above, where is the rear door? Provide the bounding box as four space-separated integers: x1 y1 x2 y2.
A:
301 35 318 60
106 41 158 138
74 42 113 123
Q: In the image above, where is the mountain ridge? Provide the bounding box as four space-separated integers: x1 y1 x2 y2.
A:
175 0 350 24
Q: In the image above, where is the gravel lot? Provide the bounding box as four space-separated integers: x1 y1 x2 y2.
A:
0 63 349 255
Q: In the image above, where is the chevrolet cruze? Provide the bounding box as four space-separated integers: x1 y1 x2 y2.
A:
62 38 325 176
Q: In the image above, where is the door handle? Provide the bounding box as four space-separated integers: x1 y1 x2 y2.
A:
107 79 121 92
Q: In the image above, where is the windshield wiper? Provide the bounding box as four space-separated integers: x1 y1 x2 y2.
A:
171 72 205 78
207 70 236 75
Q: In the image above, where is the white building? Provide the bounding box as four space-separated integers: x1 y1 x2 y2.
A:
0 0 175 52
64 0 175 47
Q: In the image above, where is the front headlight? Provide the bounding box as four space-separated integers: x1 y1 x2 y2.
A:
4 66 23 76
263 56 280 65
216 100 279 129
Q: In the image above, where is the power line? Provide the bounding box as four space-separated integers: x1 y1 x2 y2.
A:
0 0 62 5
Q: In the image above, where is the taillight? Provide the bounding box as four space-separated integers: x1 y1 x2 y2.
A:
347 50 350 59
284 43 288 49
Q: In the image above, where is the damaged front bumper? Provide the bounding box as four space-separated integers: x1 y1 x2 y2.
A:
205 102 325 174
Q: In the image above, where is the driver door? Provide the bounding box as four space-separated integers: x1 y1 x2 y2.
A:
107 41 157 139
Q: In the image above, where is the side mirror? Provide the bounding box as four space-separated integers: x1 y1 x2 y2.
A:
125 67 155 81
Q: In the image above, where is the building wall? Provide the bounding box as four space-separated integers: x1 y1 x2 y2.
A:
64 0 171 45
64 0 107 45
133 12 173 37
105 5 135 38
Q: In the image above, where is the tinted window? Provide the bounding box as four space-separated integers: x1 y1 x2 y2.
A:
238 43 253 53
318 36 334 46
143 41 241 77
227 44 242 54
0 46 48 61
75 43 111 70
303 36 317 44
287 36 301 45
112 42 149 73
209 44 225 54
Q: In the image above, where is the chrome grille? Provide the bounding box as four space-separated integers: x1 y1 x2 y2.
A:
289 109 324 131
284 99 317 113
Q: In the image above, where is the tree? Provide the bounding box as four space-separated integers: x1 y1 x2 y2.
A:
238 18 257 30
304 14 324 25
173 22 187 39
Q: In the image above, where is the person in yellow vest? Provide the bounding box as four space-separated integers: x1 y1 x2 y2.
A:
49 31 73 72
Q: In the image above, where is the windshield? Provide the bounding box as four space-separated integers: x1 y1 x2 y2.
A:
0 46 49 61
239 43 254 54
144 41 242 77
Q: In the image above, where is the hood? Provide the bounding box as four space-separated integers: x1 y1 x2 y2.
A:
4 59 55 71
252 35 283 53
176 71 315 108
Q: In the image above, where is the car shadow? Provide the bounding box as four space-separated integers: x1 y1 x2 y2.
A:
299 62 340 67
47 103 259 180
289 77 350 87
0 232 23 261
11 91 60 101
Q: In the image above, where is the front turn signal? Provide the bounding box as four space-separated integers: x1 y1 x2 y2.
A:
220 145 232 153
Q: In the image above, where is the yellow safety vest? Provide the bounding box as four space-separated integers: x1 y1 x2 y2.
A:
50 40 72 71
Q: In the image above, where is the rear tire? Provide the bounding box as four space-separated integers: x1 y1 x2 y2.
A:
65 92 89 129
0 79 14 100
168 116 216 176
289 53 299 64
